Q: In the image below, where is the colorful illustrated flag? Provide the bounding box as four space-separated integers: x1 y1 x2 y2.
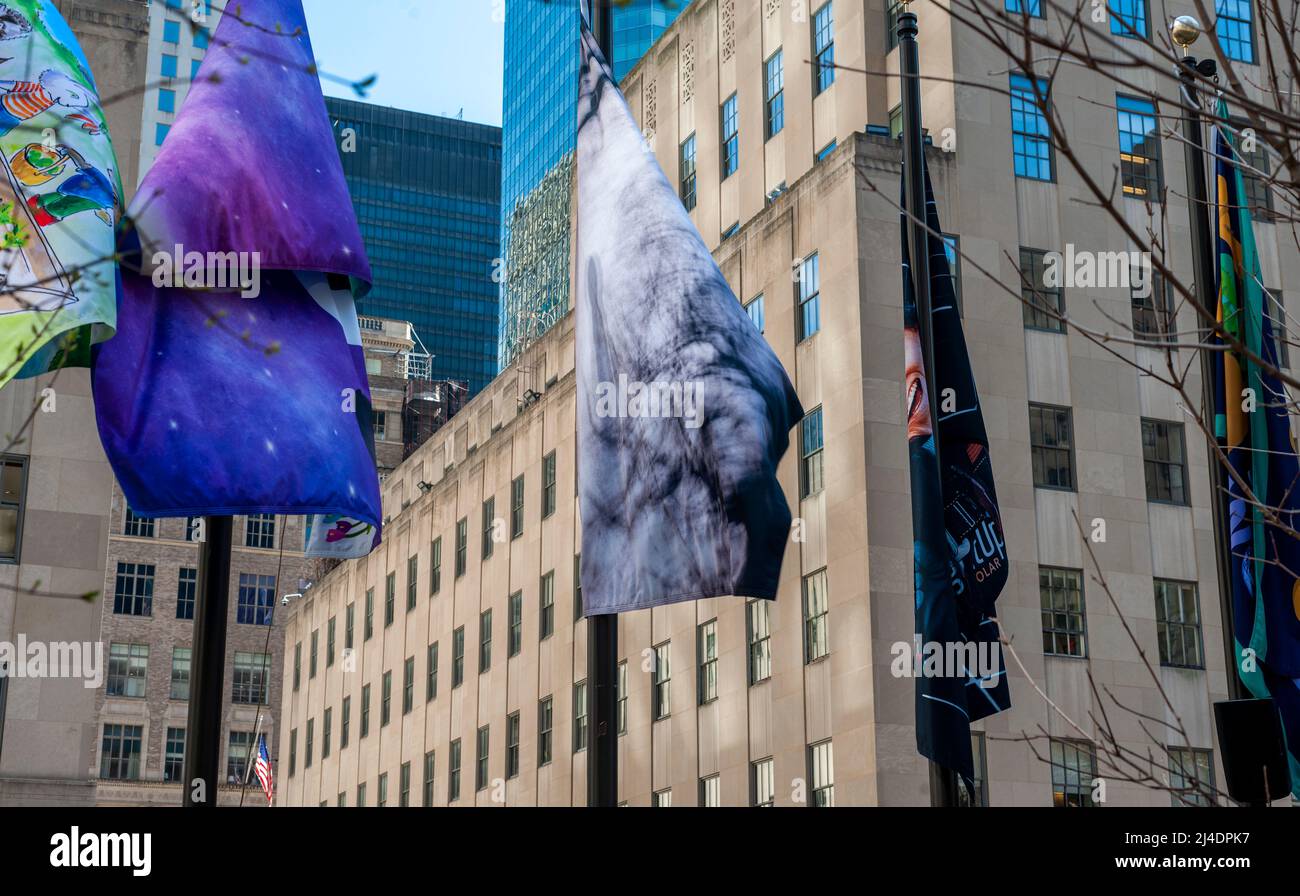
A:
575 20 802 614
0 0 120 387
902 160 1010 790
91 0 381 558
1212 100 1300 798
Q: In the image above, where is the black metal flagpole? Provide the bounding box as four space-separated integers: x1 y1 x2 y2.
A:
586 0 619 809
898 3 960 807
1169 17 1246 702
182 515 234 806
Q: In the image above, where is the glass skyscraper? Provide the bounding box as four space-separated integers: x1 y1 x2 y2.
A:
498 1 690 368
327 97 502 396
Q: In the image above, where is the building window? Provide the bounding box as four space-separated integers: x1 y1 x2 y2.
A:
540 571 555 639
341 696 351 748
292 642 301 691
698 620 718 704
1108 0 1148 37
384 571 395 627
123 506 153 537
721 222 740 241
381 670 392 726
356 783 366 806
236 573 275 625
1155 579 1204 669
617 661 628 735
113 563 154 616
155 123 170 147
423 750 436 807
764 50 784 139
1216 0 1255 62
538 696 554 766
720 93 739 179
1117 95 1162 199
229 730 254 783
164 728 185 782
574 554 584 620
1010 74 1054 181
797 252 820 342
327 616 336 667
506 712 521 778
364 587 374 639
346 601 355 649
889 103 903 139
403 656 415 714
542 451 557 518
1040 566 1087 658
510 475 525 539
425 538 440 597
509 591 523 657
1006 0 1043 13
158 87 175 113
886 0 903 49
808 740 835 807
162 19 180 43
747 599 772 684
452 626 465 688
652 642 671 720
813 3 835 94
745 294 765 333
803 569 830 663
574 681 589 752
1169 747 1216 807
679 133 697 211
377 772 388 807
426 642 439 701
244 513 275 548
455 517 467 577
106 643 148 698
0 455 24 563
288 729 297 776
1141 419 1188 504
1028 403 1075 490
700 774 722 807
1050 738 1098 807
232 651 270 704
482 496 496 559
309 629 318 679
161 52 178 78
99 724 143 780
957 733 990 806
176 567 196 620
816 140 836 162
654 788 673 807
1019 247 1064 331
800 406 825 498
406 555 418 610
479 609 493 673
400 761 411 807
170 647 191 700
476 726 490 792
361 684 371 737
752 757 775 806
1132 269 1173 339
374 410 388 442
1266 288 1289 367
193 26 209 48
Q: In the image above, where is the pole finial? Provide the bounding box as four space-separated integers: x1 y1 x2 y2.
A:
1170 15 1202 53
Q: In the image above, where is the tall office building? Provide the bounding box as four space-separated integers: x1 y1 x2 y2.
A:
328 98 502 397
0 0 149 808
498 1 692 369
278 0 1298 807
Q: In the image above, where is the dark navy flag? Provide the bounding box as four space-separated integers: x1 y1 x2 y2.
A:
575 20 802 614
902 160 1010 789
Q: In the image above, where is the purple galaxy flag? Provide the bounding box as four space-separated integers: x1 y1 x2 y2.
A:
91 0 381 556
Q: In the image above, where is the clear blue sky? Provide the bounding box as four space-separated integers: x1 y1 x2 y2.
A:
304 0 505 126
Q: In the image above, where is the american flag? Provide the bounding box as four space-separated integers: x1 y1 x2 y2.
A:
254 733 274 804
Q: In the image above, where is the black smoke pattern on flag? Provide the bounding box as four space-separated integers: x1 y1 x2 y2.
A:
575 22 802 614
902 158 1011 789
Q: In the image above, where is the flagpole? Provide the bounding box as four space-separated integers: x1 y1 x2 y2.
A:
1169 17 1246 702
898 2 961 807
586 0 619 809
182 515 234 807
